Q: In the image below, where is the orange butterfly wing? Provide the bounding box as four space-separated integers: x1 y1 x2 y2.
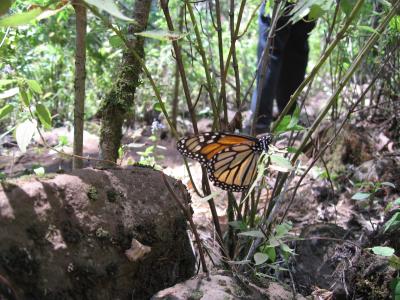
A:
177 132 257 165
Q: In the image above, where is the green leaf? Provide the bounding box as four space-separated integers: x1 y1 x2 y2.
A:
135 30 187 41
273 115 291 134
288 106 300 129
0 7 42 27
351 192 371 200
15 119 36 152
254 252 269 266
0 0 12 17
264 246 276 262
340 0 356 15
269 154 293 172
389 255 400 271
153 102 163 112
58 135 69 146
389 16 400 32
394 198 400 205
287 146 298 153
19 89 30 106
36 103 52 129
275 222 292 238
33 167 45 176
391 277 400 299
118 146 123 159
27 80 43 94
84 0 136 22
358 25 379 34
280 243 294 254
0 87 19 99
238 230 265 238
309 4 324 20
0 104 14 119
383 212 400 233
109 35 125 48
371 246 395 257
0 79 15 87
382 182 396 189
280 243 295 260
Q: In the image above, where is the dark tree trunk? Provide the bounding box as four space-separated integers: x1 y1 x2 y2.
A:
72 0 87 169
99 0 152 165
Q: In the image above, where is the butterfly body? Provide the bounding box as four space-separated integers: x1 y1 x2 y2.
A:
177 132 273 192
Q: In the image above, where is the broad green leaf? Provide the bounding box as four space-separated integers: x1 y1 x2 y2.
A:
383 212 400 233
33 167 45 176
109 35 125 48
0 79 15 87
340 0 356 15
153 102 163 112
389 256 400 271
238 230 265 238
0 104 14 119
135 30 187 41
288 106 300 129
309 4 324 20
84 0 136 22
275 222 292 238
0 0 12 17
27 79 43 94
289 0 333 23
0 7 42 27
264 246 276 262
254 252 269 266
280 243 294 254
389 16 400 32
269 154 293 172
15 119 36 152
19 89 30 106
395 198 400 205
0 87 19 99
371 246 395 257
36 104 52 129
280 243 295 260
391 277 400 299
273 115 291 134
351 192 371 200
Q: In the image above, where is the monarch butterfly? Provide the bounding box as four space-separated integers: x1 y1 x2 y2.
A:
177 132 273 192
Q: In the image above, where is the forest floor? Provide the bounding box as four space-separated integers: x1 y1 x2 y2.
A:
0 96 399 298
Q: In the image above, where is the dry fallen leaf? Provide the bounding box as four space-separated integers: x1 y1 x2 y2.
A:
125 239 151 262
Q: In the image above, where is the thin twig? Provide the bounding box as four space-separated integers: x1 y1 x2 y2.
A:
161 173 208 273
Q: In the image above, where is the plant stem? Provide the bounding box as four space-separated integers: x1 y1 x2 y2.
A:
185 1 219 128
160 0 198 134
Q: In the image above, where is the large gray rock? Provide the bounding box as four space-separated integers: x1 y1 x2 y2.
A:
0 167 195 299
152 271 307 300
